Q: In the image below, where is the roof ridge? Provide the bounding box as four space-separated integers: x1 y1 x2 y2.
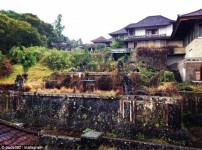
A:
182 8 202 16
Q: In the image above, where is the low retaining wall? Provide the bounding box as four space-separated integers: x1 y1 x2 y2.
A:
37 134 197 150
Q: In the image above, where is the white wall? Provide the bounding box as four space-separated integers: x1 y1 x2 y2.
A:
135 29 145 36
159 24 173 36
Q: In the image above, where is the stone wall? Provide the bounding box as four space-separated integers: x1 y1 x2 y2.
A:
19 93 120 132
11 93 181 131
37 133 193 150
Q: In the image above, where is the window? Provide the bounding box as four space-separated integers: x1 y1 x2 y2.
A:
146 29 158 35
129 30 134 36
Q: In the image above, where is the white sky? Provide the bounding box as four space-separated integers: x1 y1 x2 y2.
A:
0 0 202 43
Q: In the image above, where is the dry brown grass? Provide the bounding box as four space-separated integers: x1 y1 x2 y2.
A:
26 81 117 96
146 82 179 96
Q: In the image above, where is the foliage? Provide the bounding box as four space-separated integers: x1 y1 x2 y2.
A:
42 50 73 70
0 10 21 19
87 61 97 71
71 51 91 67
139 67 155 79
136 48 167 69
161 70 176 82
0 13 42 53
82 128 93 133
129 73 144 90
54 14 65 40
9 46 37 72
158 82 179 96
110 39 126 48
0 56 13 78
0 11 63 53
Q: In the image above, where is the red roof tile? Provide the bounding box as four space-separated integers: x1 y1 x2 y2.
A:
0 119 39 146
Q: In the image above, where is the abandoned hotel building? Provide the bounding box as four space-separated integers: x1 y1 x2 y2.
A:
92 8 202 82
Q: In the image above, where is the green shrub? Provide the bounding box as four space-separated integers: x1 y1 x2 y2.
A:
9 46 37 72
42 50 73 70
87 61 97 71
161 71 175 82
110 39 126 48
71 51 91 67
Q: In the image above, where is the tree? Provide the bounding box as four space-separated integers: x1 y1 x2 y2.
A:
9 46 37 73
110 39 126 48
55 14 65 40
0 13 43 53
0 11 60 52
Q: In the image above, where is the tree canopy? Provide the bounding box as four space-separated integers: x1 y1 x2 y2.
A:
0 10 59 54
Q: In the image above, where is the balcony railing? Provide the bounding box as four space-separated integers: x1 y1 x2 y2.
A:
110 48 131 53
125 34 167 40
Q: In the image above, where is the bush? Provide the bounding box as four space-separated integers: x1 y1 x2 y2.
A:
87 61 97 71
9 46 37 72
0 52 13 78
110 39 126 48
161 71 175 82
71 51 91 67
42 50 73 70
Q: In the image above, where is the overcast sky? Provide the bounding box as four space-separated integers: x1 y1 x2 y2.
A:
0 0 202 43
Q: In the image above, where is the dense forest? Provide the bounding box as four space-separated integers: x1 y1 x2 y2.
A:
0 10 76 54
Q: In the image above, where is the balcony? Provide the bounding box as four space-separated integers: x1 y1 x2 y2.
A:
124 34 169 41
110 48 131 53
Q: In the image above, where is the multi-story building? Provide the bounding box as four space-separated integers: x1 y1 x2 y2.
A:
124 15 175 49
172 8 202 81
109 28 128 40
109 8 202 81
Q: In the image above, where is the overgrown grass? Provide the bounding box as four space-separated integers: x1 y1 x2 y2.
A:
27 63 53 82
0 64 23 84
0 63 53 84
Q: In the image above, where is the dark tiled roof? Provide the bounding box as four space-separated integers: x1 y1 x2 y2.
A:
172 8 202 38
91 36 107 43
109 28 127 36
0 119 39 146
106 38 112 42
126 15 174 29
124 36 170 42
181 8 202 17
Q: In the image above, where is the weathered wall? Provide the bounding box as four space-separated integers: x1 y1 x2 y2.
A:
167 40 183 48
178 60 202 81
185 38 202 58
14 93 181 131
37 134 193 150
19 93 120 132
128 42 135 48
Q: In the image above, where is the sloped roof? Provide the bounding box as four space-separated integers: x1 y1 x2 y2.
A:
126 15 174 29
172 8 202 39
0 119 39 145
106 38 112 42
109 28 127 36
91 36 107 43
181 8 202 17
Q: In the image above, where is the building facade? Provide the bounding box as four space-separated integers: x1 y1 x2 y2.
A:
108 8 202 81
172 8 202 81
